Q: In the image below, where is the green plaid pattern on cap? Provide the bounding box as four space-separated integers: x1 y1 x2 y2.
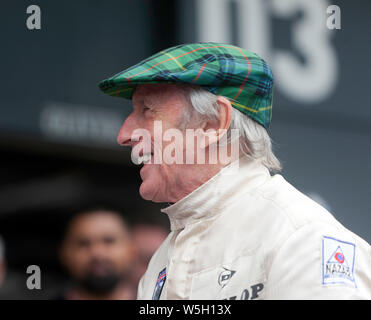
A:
99 42 274 128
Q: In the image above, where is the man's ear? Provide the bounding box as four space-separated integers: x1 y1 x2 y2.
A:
128 241 139 263
199 96 233 148
216 96 233 132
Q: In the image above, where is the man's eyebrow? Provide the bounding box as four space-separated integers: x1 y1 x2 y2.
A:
143 97 156 108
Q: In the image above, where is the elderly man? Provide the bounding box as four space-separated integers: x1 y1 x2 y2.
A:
99 43 371 300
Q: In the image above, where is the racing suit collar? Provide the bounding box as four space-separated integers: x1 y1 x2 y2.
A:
161 156 271 231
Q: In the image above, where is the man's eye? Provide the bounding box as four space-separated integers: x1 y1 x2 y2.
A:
103 237 116 245
76 239 90 248
143 107 152 114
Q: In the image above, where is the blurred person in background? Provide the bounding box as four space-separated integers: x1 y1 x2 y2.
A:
57 208 136 300
0 236 5 287
130 224 168 296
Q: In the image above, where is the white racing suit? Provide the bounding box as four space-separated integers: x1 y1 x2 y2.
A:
137 156 371 300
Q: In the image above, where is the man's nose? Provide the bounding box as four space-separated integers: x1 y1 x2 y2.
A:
89 241 108 258
116 113 137 147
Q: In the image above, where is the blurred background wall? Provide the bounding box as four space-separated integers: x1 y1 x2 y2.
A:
0 0 370 298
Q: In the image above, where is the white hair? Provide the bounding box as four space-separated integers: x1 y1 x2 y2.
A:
180 84 282 173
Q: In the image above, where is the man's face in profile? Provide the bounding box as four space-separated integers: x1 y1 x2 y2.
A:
116 84 195 203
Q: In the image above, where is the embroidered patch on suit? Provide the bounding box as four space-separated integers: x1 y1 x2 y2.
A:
218 267 236 288
152 267 166 300
322 236 356 287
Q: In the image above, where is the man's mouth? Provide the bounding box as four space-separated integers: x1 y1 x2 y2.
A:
132 151 154 165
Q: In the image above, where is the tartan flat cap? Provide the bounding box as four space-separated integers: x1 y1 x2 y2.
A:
99 42 274 128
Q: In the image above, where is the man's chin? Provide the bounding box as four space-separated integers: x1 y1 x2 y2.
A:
139 181 159 202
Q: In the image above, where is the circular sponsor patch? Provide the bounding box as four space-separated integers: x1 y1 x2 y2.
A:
335 252 345 264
